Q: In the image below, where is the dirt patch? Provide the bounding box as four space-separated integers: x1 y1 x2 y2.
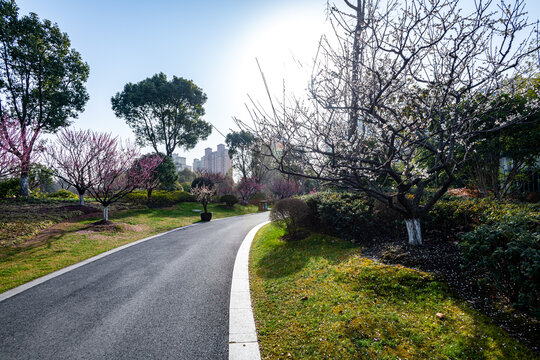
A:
77 222 148 234
361 236 540 353
280 231 310 242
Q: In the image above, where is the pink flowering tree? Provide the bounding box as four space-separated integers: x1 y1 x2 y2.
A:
195 170 234 196
0 116 42 194
45 129 117 205
190 183 216 214
0 142 17 178
87 140 162 222
236 177 263 203
269 179 301 199
132 153 164 199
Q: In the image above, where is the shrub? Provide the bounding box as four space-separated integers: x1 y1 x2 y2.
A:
220 194 238 207
426 196 540 318
460 219 540 318
47 189 78 199
191 177 214 189
123 190 195 207
425 197 540 237
270 198 310 240
180 181 192 191
0 178 19 198
301 192 390 242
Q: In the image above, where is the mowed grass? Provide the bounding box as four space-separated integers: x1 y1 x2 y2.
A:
0 202 258 293
249 223 537 360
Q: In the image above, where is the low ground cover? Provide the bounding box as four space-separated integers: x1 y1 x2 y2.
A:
0 200 257 293
300 192 540 342
249 223 537 359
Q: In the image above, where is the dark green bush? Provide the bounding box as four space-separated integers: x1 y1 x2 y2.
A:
220 194 238 207
124 190 195 207
425 197 540 235
270 198 310 240
191 177 214 189
0 178 19 198
460 216 539 318
180 181 192 191
47 189 78 199
425 196 540 318
300 192 392 242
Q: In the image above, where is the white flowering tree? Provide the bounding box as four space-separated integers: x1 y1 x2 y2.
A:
239 0 539 245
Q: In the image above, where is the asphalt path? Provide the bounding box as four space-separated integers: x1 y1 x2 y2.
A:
0 211 269 360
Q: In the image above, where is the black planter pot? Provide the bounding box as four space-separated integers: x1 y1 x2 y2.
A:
201 212 212 221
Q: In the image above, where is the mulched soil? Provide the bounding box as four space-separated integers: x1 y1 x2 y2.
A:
361 234 540 353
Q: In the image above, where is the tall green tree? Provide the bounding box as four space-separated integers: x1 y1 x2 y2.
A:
0 1 90 196
111 73 211 157
225 130 255 180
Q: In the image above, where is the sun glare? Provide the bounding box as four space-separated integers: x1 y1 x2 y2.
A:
230 5 329 122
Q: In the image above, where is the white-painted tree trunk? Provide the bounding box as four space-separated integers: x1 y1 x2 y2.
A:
79 194 85 206
103 206 109 221
405 219 422 245
19 175 29 197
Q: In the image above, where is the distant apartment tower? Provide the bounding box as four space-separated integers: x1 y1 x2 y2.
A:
192 144 231 176
172 154 191 171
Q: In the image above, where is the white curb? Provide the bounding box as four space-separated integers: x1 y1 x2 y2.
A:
229 221 270 360
0 222 201 302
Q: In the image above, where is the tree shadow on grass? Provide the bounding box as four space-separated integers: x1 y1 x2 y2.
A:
254 230 359 279
341 270 536 359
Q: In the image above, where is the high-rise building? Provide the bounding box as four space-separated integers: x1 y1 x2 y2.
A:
171 154 188 171
192 144 231 176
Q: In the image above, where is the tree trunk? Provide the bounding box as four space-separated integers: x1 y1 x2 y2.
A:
147 188 153 199
19 174 29 197
77 188 85 206
103 206 109 221
405 219 422 246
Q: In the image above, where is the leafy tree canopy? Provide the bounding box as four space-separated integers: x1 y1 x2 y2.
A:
0 0 89 196
111 73 211 156
0 1 90 131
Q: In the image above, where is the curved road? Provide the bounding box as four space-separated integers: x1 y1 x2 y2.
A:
0 212 269 360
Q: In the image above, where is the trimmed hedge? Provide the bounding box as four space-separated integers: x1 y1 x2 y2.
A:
220 194 238 207
300 192 403 242
270 198 310 239
123 190 195 207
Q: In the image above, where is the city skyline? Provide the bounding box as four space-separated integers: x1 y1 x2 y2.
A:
192 144 232 176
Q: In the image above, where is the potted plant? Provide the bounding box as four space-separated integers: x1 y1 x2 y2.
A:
190 182 216 221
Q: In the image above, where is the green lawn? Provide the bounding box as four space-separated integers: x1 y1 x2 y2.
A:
0 202 258 293
249 223 537 360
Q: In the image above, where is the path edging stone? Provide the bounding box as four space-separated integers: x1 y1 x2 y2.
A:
229 220 270 360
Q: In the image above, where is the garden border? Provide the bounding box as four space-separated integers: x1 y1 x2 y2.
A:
228 220 270 360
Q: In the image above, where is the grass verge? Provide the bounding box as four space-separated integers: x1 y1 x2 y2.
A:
249 223 537 360
0 202 258 293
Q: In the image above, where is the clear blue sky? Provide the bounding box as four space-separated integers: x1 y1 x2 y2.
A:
15 0 540 165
